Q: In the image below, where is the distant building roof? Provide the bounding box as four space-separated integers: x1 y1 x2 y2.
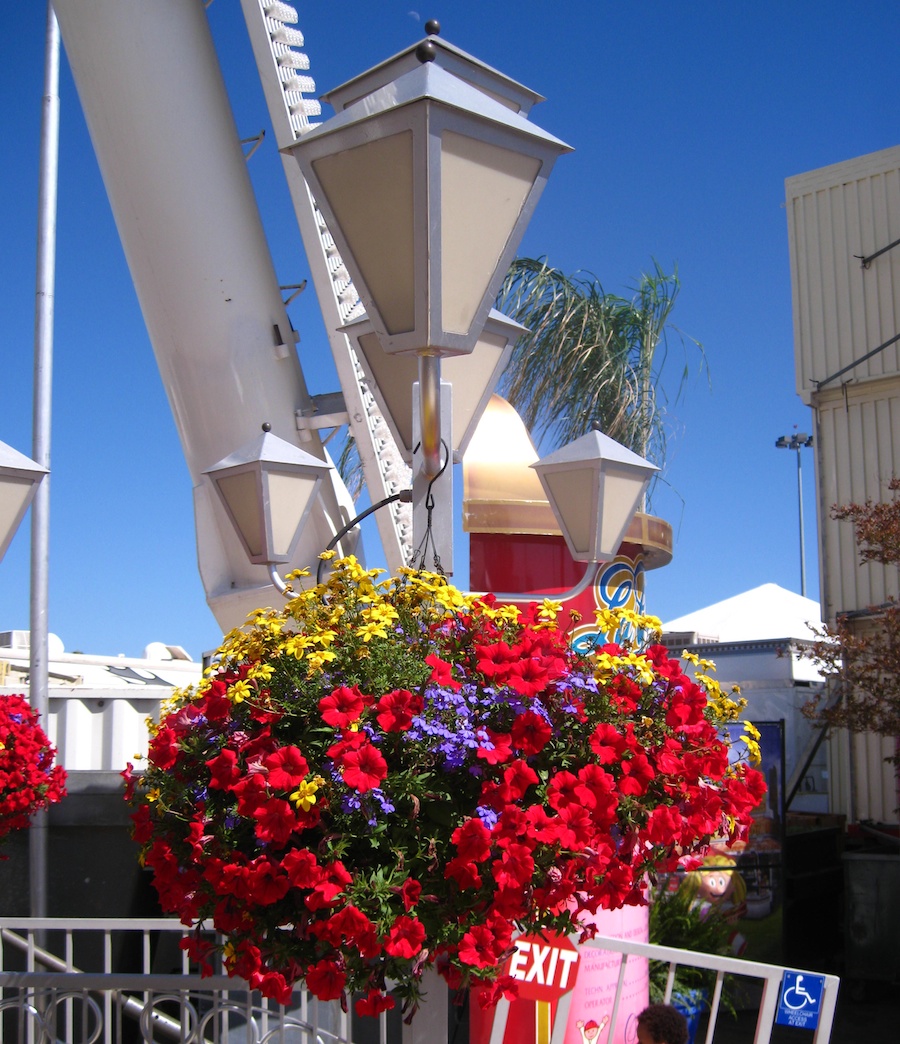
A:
0 630 201 690
661 583 822 644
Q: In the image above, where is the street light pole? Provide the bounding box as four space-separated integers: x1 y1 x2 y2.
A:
30 0 61 921
775 431 814 598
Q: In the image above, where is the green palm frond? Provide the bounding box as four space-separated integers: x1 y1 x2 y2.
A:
495 258 703 501
335 433 366 500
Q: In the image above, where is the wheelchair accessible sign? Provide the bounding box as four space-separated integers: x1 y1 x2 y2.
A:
776 971 826 1029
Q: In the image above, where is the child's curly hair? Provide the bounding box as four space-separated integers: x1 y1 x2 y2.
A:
636 1003 689 1044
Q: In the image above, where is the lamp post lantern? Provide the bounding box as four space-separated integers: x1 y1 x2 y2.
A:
203 426 334 594
288 25 571 569
775 431 814 597
531 428 659 564
0 440 48 563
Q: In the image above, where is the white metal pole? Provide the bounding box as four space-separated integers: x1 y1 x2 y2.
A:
29 1 60 920
412 380 453 573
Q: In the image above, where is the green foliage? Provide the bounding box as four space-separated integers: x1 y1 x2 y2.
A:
495 258 704 505
648 881 736 1010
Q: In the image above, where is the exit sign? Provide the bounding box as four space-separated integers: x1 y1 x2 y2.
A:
505 932 581 1003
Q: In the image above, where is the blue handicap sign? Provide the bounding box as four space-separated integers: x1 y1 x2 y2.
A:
776 971 826 1029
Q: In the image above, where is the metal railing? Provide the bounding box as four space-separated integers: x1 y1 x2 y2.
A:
0 918 839 1044
532 934 840 1044
0 918 359 1044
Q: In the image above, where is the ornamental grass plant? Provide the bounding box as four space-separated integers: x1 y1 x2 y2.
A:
125 557 765 1019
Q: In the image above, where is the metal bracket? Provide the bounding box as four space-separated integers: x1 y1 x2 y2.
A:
855 235 900 269
295 391 349 431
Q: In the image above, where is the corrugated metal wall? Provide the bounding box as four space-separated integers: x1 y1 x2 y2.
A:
787 145 900 404
786 146 900 824
814 379 900 619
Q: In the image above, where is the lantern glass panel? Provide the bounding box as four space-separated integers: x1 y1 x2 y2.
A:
358 330 416 448
599 464 648 554
217 470 264 559
443 329 509 455
312 131 415 334
0 476 33 548
440 130 541 335
540 467 595 557
267 471 320 559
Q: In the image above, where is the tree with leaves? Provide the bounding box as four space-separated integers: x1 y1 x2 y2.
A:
804 478 900 765
495 258 703 501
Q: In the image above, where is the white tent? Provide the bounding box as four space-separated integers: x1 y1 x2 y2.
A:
662 583 822 644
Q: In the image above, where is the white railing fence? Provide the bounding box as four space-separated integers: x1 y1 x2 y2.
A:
541 934 840 1044
0 918 839 1044
0 919 359 1044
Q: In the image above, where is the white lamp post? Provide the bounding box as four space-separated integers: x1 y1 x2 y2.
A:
203 426 333 593
287 27 570 569
531 428 659 563
0 440 48 562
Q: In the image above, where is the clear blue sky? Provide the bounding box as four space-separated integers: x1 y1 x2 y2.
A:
2 2 898 659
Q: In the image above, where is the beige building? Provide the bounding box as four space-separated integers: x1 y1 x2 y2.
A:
786 145 900 824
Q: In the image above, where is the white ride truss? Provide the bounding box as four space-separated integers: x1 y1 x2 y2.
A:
240 0 413 571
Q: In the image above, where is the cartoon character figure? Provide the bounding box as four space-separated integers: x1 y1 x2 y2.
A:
679 854 747 923
576 1015 610 1044
678 854 748 955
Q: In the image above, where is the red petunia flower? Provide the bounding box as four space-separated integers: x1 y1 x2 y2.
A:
500 759 538 802
319 685 368 728
506 655 561 697
339 742 388 793
356 989 395 1017
475 640 522 680
476 729 513 765
253 797 297 846
511 709 552 755
281 848 323 889
206 748 240 790
445 856 483 890
618 752 655 797
452 817 492 862
305 959 346 1001
376 689 423 732
384 914 426 958
251 969 294 1005
148 727 180 771
425 653 460 690
492 843 534 890
590 722 628 763
264 746 309 790
476 974 520 1009
305 860 352 911
244 857 290 905
458 924 507 968
399 878 422 911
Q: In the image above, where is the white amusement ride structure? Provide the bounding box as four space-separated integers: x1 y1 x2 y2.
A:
51 0 416 633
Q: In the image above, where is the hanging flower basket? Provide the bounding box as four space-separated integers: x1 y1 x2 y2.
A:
0 694 67 845
124 557 764 1018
